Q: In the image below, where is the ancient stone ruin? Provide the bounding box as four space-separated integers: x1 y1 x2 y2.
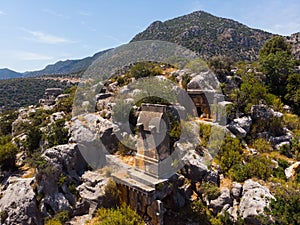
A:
39 88 63 106
113 104 173 224
134 104 170 179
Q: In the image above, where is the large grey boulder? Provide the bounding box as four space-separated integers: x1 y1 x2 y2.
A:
0 177 42 225
42 143 87 176
227 116 252 137
210 188 233 213
251 104 283 121
240 179 275 224
70 113 119 169
40 193 72 217
181 151 208 182
269 134 293 146
227 122 247 137
37 144 88 217
231 182 242 199
234 116 252 133
76 170 109 215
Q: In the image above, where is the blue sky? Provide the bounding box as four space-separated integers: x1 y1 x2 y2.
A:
0 0 300 72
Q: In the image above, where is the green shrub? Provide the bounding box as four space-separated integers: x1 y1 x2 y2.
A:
128 62 162 79
199 182 221 201
228 163 250 182
103 179 120 207
0 140 18 170
251 138 272 153
246 155 275 180
45 210 69 225
263 186 300 225
86 203 144 225
0 110 18 136
199 123 211 148
216 136 243 173
46 119 69 148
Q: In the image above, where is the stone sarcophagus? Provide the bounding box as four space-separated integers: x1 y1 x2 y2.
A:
134 103 170 179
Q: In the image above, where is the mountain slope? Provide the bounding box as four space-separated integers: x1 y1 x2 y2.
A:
0 69 23 80
25 49 111 77
131 11 274 61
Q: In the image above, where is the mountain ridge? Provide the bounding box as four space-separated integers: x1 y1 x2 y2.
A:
131 10 275 61
1 10 300 79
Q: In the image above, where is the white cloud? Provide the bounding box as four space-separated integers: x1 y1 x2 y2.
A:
21 28 74 44
0 10 5 15
19 52 53 61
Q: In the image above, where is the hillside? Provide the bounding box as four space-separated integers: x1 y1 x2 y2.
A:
131 11 274 61
25 49 111 77
0 49 111 80
287 31 300 59
0 77 74 112
0 68 23 80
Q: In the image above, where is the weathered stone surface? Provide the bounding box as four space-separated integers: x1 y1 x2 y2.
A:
42 143 87 176
70 113 119 160
147 200 166 225
210 188 232 213
0 177 42 225
40 192 72 216
251 104 283 121
270 135 292 146
76 170 109 214
233 116 252 133
107 81 118 92
203 170 219 185
187 71 220 91
285 161 300 180
231 182 242 199
181 151 208 182
240 180 275 223
227 122 247 137
50 111 65 123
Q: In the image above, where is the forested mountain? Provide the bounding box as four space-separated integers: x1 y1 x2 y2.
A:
131 11 275 61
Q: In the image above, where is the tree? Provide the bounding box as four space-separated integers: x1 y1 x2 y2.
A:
285 73 300 115
259 36 294 97
208 56 233 83
24 125 42 154
0 136 18 170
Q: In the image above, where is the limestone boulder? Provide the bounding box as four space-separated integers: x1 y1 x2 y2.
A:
181 151 208 182
231 182 242 199
76 170 109 215
227 122 247 137
42 143 87 176
210 188 233 213
285 161 300 180
0 177 42 225
233 116 252 133
240 179 275 224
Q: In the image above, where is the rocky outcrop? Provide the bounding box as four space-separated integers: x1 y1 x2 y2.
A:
181 151 208 182
285 161 300 180
0 177 42 225
240 180 275 224
210 188 232 214
42 143 87 176
76 170 110 215
231 182 242 199
251 104 283 121
37 144 87 217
